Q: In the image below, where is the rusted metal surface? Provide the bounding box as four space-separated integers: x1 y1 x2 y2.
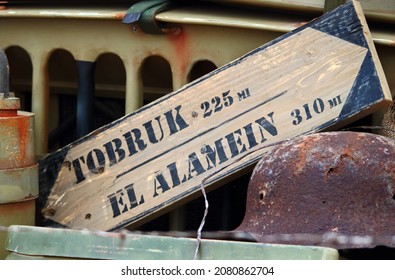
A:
0 108 35 169
0 49 34 169
0 49 37 259
237 131 395 249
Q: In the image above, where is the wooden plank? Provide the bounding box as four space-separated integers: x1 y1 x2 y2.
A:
38 1 392 231
5 225 339 260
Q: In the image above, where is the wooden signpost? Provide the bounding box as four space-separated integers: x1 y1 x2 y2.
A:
38 1 392 231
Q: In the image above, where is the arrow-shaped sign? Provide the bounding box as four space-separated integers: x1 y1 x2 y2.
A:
38 1 392 231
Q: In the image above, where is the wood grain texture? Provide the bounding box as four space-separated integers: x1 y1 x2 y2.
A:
38 1 392 231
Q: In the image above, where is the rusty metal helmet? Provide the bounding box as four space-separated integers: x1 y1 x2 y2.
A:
237 131 395 249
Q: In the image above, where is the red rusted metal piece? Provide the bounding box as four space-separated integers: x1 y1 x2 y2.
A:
0 93 35 169
237 131 395 249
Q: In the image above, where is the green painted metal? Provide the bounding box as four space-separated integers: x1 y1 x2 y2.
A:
6 225 339 260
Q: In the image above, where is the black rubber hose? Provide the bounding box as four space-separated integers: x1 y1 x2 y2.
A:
0 48 9 97
76 60 96 137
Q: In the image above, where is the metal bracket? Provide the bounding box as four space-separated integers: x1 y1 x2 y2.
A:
123 0 175 35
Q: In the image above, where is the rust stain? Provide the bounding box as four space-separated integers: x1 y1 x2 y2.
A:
23 193 36 200
13 116 29 168
290 134 322 175
18 116 29 168
294 21 311 28
0 111 17 117
167 27 189 76
114 12 126 20
0 114 34 169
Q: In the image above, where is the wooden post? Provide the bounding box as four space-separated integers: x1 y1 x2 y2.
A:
38 1 392 231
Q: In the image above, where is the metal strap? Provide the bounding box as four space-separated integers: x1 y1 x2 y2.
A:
123 0 175 34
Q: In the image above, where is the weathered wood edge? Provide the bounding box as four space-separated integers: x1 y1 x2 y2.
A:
354 1 392 100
